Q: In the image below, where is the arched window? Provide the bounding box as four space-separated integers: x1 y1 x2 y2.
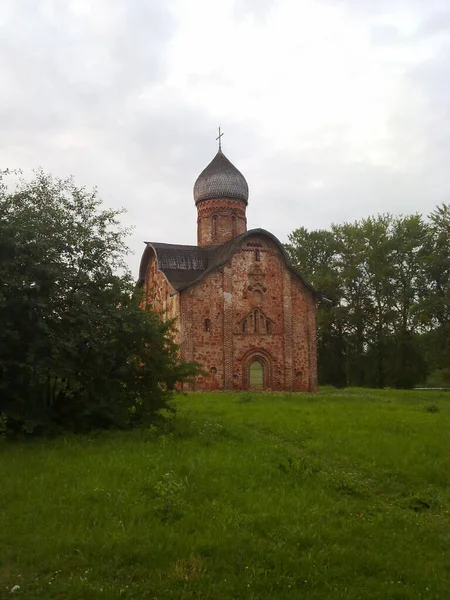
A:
232 215 237 238
249 360 264 389
241 308 273 334
204 318 211 332
212 215 218 241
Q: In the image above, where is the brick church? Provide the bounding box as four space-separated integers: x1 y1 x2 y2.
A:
138 141 318 391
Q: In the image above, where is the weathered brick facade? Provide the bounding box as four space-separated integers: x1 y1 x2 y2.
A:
197 198 247 246
138 148 318 392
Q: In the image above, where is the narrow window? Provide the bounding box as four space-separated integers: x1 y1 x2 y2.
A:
255 249 260 262
204 318 211 332
212 215 218 241
254 309 259 333
260 314 266 333
232 215 237 238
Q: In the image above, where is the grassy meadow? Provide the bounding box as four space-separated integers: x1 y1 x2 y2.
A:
1 388 449 599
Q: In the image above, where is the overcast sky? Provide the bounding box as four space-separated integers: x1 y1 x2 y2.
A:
1 0 450 275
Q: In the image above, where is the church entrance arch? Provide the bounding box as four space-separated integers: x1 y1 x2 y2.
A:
242 349 272 390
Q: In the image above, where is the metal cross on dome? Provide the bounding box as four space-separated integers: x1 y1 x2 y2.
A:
216 127 224 151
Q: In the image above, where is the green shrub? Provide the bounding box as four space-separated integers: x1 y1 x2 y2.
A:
0 170 197 434
154 471 187 519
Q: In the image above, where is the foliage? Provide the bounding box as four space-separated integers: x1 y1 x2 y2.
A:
197 419 227 444
0 413 7 438
0 169 196 434
0 389 449 598
285 207 449 388
154 470 188 519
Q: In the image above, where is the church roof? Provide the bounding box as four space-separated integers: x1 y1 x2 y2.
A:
140 242 210 291
138 229 316 296
193 150 249 205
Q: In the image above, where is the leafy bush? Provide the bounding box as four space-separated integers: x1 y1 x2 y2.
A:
0 413 7 439
237 392 253 403
154 471 187 519
197 420 228 445
0 169 197 434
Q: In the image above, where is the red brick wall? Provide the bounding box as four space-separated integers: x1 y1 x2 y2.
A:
144 251 181 346
291 273 318 391
180 270 225 391
197 198 247 246
181 234 317 391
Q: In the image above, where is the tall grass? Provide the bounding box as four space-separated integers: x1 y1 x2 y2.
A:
1 388 449 599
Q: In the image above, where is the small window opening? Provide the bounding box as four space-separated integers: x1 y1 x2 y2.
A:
204 318 211 332
212 215 218 241
241 308 273 335
255 249 261 261
232 215 237 237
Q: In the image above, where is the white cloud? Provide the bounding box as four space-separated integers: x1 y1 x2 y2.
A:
166 0 407 162
1 0 450 275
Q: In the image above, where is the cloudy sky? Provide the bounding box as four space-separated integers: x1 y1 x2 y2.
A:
1 0 450 274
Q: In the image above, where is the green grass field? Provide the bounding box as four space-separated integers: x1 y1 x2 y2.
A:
1 388 449 599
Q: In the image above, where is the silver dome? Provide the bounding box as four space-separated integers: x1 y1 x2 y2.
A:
193 150 249 205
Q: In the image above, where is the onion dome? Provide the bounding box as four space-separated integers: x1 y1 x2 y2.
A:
193 150 249 205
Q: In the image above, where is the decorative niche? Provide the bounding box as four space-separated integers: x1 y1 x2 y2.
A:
240 308 274 335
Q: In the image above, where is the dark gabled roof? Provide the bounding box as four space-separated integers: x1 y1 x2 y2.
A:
193 150 249 205
146 242 209 271
138 242 211 292
138 229 316 296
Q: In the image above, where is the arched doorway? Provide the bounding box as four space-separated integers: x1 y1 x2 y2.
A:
249 359 264 389
241 349 272 390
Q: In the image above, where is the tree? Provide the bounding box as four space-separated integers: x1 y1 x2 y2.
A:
420 204 450 383
286 227 346 386
332 221 372 386
388 215 428 388
286 210 439 389
0 169 195 434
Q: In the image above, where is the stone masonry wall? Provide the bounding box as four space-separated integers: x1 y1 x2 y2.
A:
183 234 317 391
144 252 181 346
291 274 318 391
197 198 247 246
182 270 225 390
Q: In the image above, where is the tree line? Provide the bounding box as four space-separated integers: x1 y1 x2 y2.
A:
285 206 450 389
0 170 196 435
